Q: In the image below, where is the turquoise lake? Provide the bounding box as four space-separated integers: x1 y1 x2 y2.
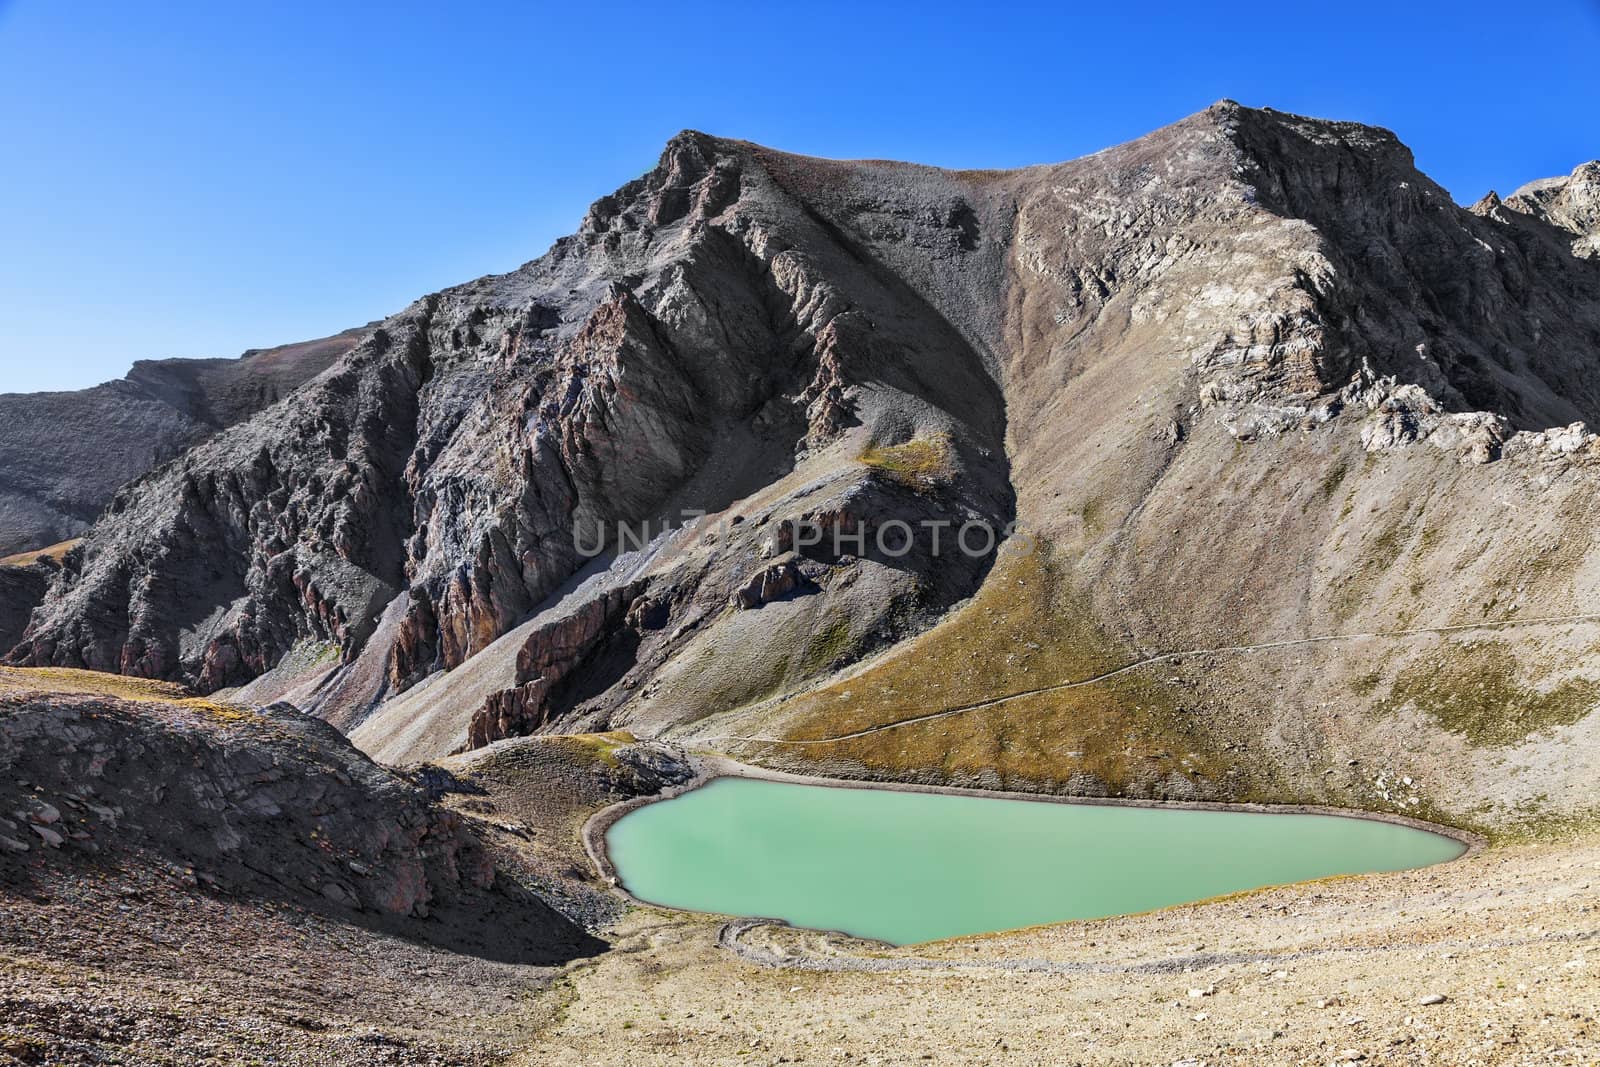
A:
605 777 1467 945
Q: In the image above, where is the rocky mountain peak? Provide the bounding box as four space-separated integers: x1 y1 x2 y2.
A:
1168 105 1600 437
1505 159 1600 258
576 128 744 240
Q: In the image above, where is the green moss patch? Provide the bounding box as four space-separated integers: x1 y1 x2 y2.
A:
1329 516 1415 621
1349 670 1382 698
1379 642 1600 746
1317 460 1348 501
798 615 855 675
858 434 955 491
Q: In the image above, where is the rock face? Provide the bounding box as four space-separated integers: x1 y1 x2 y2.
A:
1503 160 1600 259
0 328 367 557
0 559 55 653
467 580 646 749
7 104 1600 827
730 552 808 609
0 681 602 963
9 128 1012 732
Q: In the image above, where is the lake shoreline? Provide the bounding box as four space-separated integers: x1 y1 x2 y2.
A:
581 753 1485 928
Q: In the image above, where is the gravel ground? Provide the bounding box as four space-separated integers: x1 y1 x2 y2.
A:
0 725 692 1066
0 859 565 1065
511 834 1600 1066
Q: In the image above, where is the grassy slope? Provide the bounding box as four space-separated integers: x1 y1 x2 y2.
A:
0 665 254 723
0 538 79 567
749 545 1225 798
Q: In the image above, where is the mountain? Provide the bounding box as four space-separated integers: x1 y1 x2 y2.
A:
7 102 1599 833
1501 159 1600 258
0 327 369 557
6 128 1016 724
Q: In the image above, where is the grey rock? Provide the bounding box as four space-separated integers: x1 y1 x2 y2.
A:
320 881 359 909
612 742 695 794
730 553 807 609
0 560 53 653
29 823 62 848
1503 160 1600 259
0 327 368 560
0 688 604 964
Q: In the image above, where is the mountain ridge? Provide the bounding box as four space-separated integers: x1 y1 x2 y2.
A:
6 101 1599 831
0 325 371 557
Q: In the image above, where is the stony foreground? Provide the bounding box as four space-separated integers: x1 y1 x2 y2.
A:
2 667 1596 1065
516 833 1600 1066
0 669 636 1065
5 748 1596 1065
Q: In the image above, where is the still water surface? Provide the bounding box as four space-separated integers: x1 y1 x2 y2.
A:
606 777 1466 944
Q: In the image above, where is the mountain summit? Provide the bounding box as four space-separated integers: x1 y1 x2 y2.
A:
6 103 1599 831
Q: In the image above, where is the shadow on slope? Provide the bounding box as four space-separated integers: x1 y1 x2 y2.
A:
0 668 604 966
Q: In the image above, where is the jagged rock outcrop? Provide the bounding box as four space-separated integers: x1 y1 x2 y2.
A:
467 581 647 748
730 552 808 609
0 680 602 962
1192 115 1600 436
1503 160 1600 259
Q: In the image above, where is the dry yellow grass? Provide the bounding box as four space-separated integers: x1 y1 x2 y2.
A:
545 730 638 768
0 665 256 723
770 545 1222 792
857 433 956 491
0 538 81 567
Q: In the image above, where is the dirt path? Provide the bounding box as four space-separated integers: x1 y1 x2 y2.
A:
718 917 1600 975
708 610 1600 746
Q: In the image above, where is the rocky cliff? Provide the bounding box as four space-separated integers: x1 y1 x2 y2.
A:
0 327 367 558
8 129 1013 742
0 668 602 963
1503 160 1600 259
0 556 58 655
8 103 1599 831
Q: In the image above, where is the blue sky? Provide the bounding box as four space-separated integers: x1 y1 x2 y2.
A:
2 0 1597 393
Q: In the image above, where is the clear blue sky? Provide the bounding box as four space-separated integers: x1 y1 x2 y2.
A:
2 1 1597 393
